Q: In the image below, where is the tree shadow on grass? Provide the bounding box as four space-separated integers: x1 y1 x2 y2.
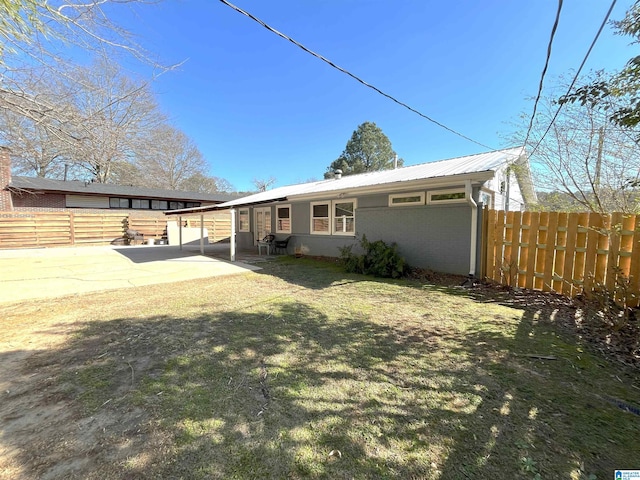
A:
2 265 639 479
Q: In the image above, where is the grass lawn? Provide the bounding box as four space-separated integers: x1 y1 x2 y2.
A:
1 256 639 479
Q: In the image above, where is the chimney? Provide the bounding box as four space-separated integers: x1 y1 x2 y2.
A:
0 147 13 211
393 154 398 169
334 169 342 179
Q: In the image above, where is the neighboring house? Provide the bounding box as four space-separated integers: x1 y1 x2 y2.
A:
0 147 238 213
167 147 537 277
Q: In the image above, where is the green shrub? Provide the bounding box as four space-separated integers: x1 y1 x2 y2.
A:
339 234 408 278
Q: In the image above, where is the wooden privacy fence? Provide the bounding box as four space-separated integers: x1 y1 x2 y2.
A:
0 211 126 248
483 209 640 306
0 211 233 248
183 214 232 242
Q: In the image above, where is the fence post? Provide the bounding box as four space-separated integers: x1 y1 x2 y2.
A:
69 211 76 246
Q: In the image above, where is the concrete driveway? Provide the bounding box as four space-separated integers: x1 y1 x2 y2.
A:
0 245 261 304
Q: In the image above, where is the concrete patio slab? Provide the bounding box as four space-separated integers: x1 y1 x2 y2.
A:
0 245 261 304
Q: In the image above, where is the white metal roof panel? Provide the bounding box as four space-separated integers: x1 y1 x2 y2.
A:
219 147 525 208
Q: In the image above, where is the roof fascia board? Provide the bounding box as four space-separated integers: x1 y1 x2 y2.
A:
291 172 495 202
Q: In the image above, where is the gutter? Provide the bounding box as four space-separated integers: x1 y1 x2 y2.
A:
465 180 478 277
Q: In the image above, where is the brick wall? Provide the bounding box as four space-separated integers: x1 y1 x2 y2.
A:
13 192 66 209
0 147 13 211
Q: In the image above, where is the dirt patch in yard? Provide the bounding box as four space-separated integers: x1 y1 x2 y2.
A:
0 295 174 479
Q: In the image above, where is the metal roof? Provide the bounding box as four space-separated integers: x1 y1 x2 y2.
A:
165 147 529 215
9 176 240 203
221 147 526 207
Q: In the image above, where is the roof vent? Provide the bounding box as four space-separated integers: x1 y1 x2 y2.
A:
334 169 342 179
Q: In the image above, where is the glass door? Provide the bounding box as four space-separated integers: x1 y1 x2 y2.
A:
254 207 272 244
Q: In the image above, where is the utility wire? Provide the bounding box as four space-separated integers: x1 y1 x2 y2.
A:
218 0 494 150
522 0 564 153
528 0 618 158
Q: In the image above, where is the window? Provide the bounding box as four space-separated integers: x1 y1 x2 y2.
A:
479 190 493 208
131 199 150 209
151 200 168 210
276 204 291 233
109 197 129 208
169 201 185 210
389 192 425 207
310 199 356 235
333 200 355 235
427 189 466 204
238 208 250 232
311 202 330 235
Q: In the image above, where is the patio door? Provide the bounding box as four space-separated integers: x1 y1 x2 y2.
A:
254 207 272 244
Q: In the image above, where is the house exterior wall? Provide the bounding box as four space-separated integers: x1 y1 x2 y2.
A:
236 184 484 274
488 166 526 211
13 192 65 209
357 204 472 274
0 148 13 211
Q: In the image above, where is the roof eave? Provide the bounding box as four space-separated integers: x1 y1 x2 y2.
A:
291 171 496 202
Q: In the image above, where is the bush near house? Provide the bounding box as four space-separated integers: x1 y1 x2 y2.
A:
339 234 408 278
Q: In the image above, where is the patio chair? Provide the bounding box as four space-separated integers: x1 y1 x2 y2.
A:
257 234 275 255
273 236 291 254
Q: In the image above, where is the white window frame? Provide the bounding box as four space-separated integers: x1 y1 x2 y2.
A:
310 199 357 236
332 199 357 236
479 189 493 208
427 188 467 204
276 204 292 234
310 201 331 235
238 208 250 232
388 192 425 207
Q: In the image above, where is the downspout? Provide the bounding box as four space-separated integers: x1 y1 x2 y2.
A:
465 180 477 278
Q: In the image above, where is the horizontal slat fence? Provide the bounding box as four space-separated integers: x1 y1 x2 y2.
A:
128 217 168 240
484 209 640 307
0 211 233 248
185 213 231 242
0 211 127 248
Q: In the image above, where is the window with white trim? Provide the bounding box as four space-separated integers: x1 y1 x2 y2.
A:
238 208 250 232
427 189 466 204
276 204 291 233
479 190 493 208
333 200 356 235
311 202 330 235
310 199 357 235
388 192 425 207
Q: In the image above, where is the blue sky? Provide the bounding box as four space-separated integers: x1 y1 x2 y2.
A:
112 0 634 192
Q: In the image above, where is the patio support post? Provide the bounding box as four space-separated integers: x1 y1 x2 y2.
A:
200 214 204 255
230 208 236 262
466 180 478 276
178 215 183 250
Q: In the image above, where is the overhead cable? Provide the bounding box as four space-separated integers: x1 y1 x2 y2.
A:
522 0 564 153
528 0 618 158
218 0 494 150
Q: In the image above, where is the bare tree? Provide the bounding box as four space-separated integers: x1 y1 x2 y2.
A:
509 73 640 214
134 124 207 190
64 58 164 183
180 173 236 193
0 109 69 178
0 0 178 151
252 176 277 192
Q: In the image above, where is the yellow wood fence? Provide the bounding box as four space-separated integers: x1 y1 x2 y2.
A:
0 211 233 248
483 209 640 306
0 211 127 248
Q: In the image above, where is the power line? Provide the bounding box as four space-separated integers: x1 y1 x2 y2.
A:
522 0 564 153
218 0 494 151
528 0 618 158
